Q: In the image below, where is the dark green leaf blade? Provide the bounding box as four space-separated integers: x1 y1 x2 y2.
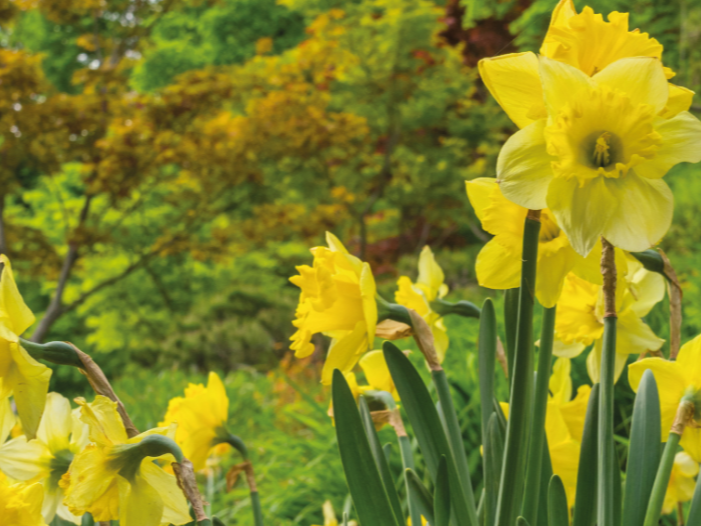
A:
548 475 569 526
406 468 435 526
572 384 599 526
622 369 661 526
332 369 401 526
435 456 451 526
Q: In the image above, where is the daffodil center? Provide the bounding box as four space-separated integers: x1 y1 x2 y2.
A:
48 449 73 489
583 130 623 170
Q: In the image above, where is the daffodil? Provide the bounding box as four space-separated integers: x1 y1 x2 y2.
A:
312 500 358 526
555 259 665 383
662 452 698 515
290 232 377 384
0 392 88 524
159 372 231 472
0 393 15 442
0 472 46 526
0 255 52 439
466 178 600 307
629 335 701 462
479 0 693 130
501 358 589 506
395 246 450 360
62 395 191 526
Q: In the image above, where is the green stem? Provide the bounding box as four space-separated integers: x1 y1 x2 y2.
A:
399 435 422 526
495 214 541 526
598 316 617 526
432 369 478 524
251 490 264 526
430 298 481 319
503 288 519 378
642 432 681 526
521 305 556 526
20 338 84 368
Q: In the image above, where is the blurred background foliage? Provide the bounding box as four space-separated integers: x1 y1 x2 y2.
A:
0 0 699 523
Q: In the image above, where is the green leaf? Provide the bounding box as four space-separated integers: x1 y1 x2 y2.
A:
484 413 504 526
503 288 519 376
383 341 474 526
537 438 553 526
548 475 569 526
332 369 402 526
572 384 599 526
406 468 435 526
622 370 661 526
686 472 701 524
478 298 497 443
517 517 532 526
359 396 405 525
435 456 452 526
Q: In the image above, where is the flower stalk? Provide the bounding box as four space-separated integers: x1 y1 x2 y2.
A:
598 236 618 526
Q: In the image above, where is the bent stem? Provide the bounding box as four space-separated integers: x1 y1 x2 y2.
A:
495 210 541 526
521 305 556 526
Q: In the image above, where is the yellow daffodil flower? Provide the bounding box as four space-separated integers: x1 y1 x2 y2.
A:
480 0 693 130
1 393 15 442
466 178 600 307
159 372 230 472
496 55 701 256
0 392 88 524
0 472 46 526
395 246 450 360
501 358 589 506
662 452 699 515
312 500 358 526
62 396 191 526
0 255 52 439
358 350 399 400
629 335 701 462
290 232 377 385
555 259 665 383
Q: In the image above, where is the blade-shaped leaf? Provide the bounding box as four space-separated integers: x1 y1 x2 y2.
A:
484 413 504 526
435 456 452 526
359 396 405 525
622 370 661 526
383 341 475 526
548 475 569 526
479 298 497 441
517 517 532 526
572 384 599 526
537 437 553 526
332 369 402 526
406 468 435 526
686 471 701 524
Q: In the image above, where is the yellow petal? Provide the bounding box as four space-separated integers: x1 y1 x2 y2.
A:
0 478 46 526
535 244 579 308
538 56 592 116
617 309 664 355
465 178 496 223
205 372 229 428
497 119 553 210
118 474 163 526
359 350 398 400
38 392 73 454
478 52 544 129
0 394 14 442
549 438 580 507
139 460 192 525
359 262 377 348
326 232 363 277
539 0 577 58
395 277 430 317
432 319 450 364
635 111 701 179
554 274 602 346
628 357 685 439
8 342 51 440
627 267 666 318
549 358 572 406
661 84 695 118
63 443 120 521
0 255 35 336
475 240 521 291
77 395 128 446
417 246 444 301
560 385 591 441
680 428 701 464
0 435 51 480
321 322 368 386
676 335 701 390
592 57 668 115
552 336 586 359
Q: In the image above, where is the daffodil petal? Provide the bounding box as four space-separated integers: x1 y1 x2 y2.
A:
628 357 686 438
0 255 35 335
38 392 73 454
549 358 572 405
77 395 129 446
321 322 368 386
675 335 701 390
497 119 554 210
359 262 377 346
478 52 544 129
680 428 701 464
538 56 592 116
552 337 586 359
118 474 164 526
417 246 444 301
617 309 664 355
636 111 701 179
586 340 628 384
465 178 496 223
139 460 192 525
561 385 591 441
535 245 579 308
8 343 51 439
475 239 521 291
0 435 50 480
592 57 668 114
